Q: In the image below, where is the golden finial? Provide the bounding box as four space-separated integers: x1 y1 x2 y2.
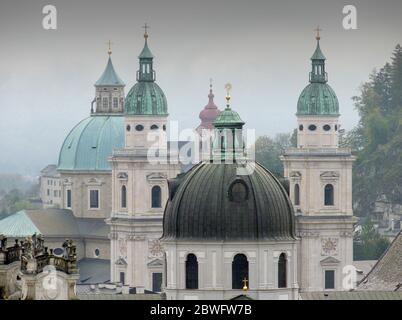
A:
225 83 232 108
242 278 248 291
143 23 150 39
315 26 322 41
107 40 113 56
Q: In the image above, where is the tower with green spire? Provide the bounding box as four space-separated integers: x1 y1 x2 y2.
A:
107 26 181 291
123 26 169 150
281 30 357 293
124 26 168 116
295 29 340 149
93 42 125 114
212 84 246 161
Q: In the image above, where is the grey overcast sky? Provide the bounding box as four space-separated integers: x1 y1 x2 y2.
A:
0 0 401 175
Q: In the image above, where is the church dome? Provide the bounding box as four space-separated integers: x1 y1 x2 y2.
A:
58 115 124 171
297 82 339 116
297 35 339 116
125 81 168 115
124 32 168 116
162 161 296 241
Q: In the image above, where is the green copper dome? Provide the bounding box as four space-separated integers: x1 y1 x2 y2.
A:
125 82 168 115
213 106 245 128
125 35 168 116
297 82 339 116
297 38 339 116
58 115 124 171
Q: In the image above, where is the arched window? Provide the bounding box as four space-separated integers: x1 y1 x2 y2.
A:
278 253 287 288
151 186 162 208
185 254 198 289
294 184 300 206
121 185 127 208
324 184 334 206
229 180 248 202
232 254 249 290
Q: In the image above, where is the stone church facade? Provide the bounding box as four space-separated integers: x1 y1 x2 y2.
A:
21 29 356 298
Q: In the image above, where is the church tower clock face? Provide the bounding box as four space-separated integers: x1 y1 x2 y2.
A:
321 238 338 256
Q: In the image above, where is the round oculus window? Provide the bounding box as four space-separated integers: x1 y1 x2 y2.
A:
308 124 317 131
126 125 131 132
299 125 304 131
323 125 331 131
135 124 144 131
150 124 159 130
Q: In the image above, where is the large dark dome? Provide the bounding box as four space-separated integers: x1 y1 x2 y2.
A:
162 161 296 241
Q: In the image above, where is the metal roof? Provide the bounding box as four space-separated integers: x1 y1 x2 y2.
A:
138 39 154 59
125 81 168 115
58 115 124 171
0 210 40 237
311 41 326 60
297 82 339 116
78 258 110 284
95 57 125 87
0 209 108 239
213 106 244 128
163 161 296 241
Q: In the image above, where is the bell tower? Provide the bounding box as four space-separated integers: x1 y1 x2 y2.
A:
281 30 357 292
107 27 180 293
93 42 125 114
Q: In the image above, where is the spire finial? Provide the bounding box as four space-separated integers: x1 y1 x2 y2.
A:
107 40 113 56
315 26 322 41
225 83 232 109
209 78 213 90
143 23 150 39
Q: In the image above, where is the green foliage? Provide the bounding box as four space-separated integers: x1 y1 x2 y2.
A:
254 132 295 177
0 187 37 220
353 218 390 260
343 44 402 215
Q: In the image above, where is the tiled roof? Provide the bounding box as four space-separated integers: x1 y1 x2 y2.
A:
301 291 402 300
358 230 402 291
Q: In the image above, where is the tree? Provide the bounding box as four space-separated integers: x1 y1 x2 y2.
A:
254 132 295 177
353 218 390 260
342 44 402 216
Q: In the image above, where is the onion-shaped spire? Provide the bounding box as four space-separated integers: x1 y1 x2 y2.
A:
196 80 221 132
